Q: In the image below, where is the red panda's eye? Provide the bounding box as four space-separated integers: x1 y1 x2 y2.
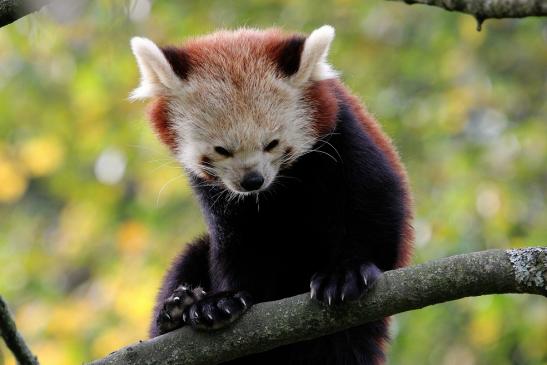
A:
214 146 232 157
264 139 279 152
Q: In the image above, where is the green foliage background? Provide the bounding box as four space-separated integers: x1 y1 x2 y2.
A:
0 1 546 364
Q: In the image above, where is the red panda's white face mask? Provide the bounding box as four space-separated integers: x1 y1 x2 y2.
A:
130 26 336 195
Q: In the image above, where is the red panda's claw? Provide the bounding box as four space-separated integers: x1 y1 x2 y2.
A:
185 290 253 331
310 262 382 306
156 283 206 335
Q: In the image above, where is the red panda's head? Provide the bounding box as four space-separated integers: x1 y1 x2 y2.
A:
130 26 338 195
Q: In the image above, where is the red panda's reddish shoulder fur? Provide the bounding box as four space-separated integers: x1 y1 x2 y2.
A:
148 97 177 151
304 79 339 136
331 80 414 267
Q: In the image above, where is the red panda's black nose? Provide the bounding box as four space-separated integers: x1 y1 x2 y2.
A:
240 172 264 191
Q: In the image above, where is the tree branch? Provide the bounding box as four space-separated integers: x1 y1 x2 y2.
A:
88 247 547 365
0 296 40 365
0 0 56 28
387 0 547 27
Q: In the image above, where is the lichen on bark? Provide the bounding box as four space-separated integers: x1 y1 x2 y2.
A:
507 247 547 291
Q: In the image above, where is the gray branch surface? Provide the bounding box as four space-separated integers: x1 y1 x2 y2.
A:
388 0 547 20
0 296 40 365
0 0 55 28
89 247 547 365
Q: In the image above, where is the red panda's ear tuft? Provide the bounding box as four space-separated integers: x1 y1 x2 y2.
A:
130 37 187 101
272 36 306 77
290 25 338 86
160 46 191 81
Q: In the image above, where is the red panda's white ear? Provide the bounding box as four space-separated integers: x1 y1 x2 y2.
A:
291 25 337 86
130 37 184 101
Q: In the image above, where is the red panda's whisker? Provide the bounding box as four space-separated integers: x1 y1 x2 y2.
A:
210 189 228 211
196 164 218 176
149 161 183 173
300 148 338 163
276 175 303 184
146 158 178 164
155 174 186 207
315 139 343 162
193 181 221 189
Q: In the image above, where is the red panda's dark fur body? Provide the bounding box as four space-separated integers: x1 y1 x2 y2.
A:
150 78 413 364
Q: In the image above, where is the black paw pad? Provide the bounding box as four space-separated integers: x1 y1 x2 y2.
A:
157 284 206 334
310 262 381 306
186 291 252 331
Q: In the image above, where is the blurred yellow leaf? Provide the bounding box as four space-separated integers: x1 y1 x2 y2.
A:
91 325 139 359
1 343 17 365
0 156 27 203
459 16 486 47
6 357 16 365
46 299 94 337
468 310 501 346
34 340 72 365
19 136 65 177
56 202 102 257
117 220 149 255
113 275 155 328
15 302 49 338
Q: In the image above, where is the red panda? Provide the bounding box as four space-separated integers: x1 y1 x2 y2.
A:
130 25 413 365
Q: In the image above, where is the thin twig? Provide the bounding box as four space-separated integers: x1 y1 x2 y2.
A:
0 0 56 28
0 296 40 365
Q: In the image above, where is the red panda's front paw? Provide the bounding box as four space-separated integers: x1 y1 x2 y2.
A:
186 291 252 331
310 262 381 306
156 284 206 335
